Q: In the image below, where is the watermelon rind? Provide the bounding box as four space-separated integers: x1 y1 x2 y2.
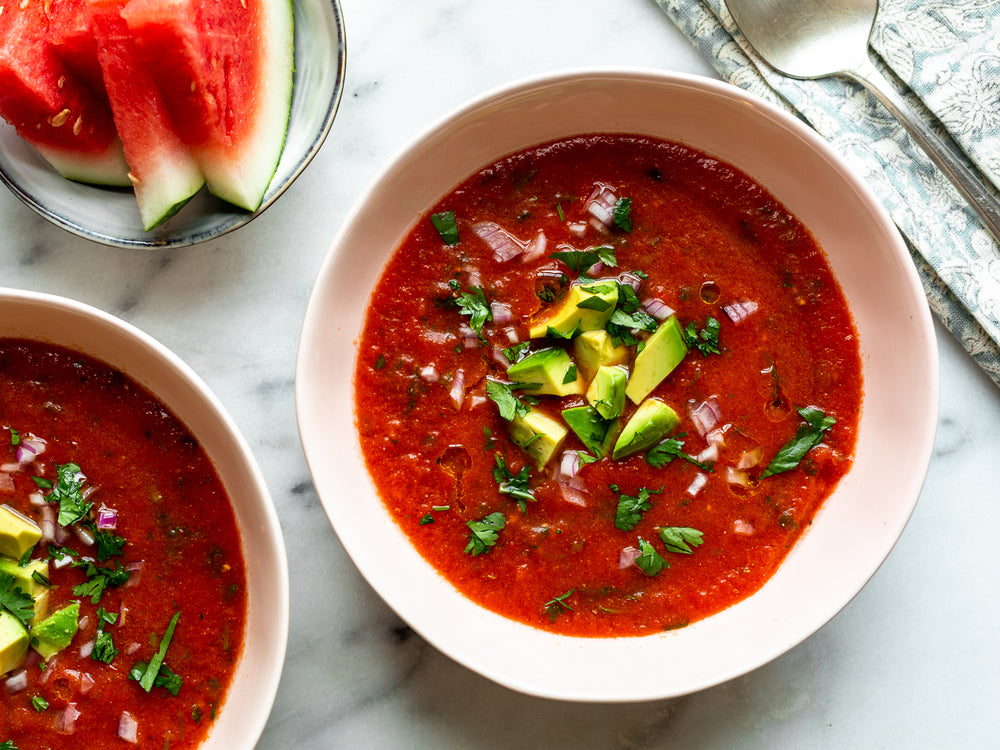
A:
35 140 131 186
195 0 294 211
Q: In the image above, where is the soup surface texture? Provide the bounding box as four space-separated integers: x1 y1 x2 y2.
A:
355 135 862 637
0 340 247 748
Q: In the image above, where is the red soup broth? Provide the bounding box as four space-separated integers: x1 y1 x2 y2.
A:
0 340 247 748
355 134 862 637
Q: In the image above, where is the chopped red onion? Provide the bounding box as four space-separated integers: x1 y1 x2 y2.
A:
118 711 139 744
80 673 95 694
0 462 20 473
618 271 644 291
559 451 581 479
117 607 128 629
419 365 439 383
56 703 80 734
736 446 764 470
619 546 641 570
722 299 759 324
96 505 118 530
466 394 488 410
124 560 145 587
733 519 755 535
585 183 619 230
79 640 94 659
521 231 547 263
690 397 723 437
15 438 44 465
568 222 587 238
5 669 28 694
78 616 90 631
557 478 588 507
29 491 46 507
686 472 708 496
126 641 141 655
39 656 58 684
725 466 749 487
706 425 729 448
490 301 513 324
72 524 95 547
503 327 519 344
696 444 719 464
471 221 525 262
641 297 674 321
53 551 74 569
0 472 12 493
449 370 465 409
491 348 510 368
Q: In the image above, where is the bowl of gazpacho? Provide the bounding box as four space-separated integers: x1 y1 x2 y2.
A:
0 288 287 747
296 69 938 700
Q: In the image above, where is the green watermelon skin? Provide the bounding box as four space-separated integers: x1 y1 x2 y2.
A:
88 0 205 229
0 0 128 185
123 0 293 211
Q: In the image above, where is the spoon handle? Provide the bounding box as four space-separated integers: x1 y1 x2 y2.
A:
846 58 1000 245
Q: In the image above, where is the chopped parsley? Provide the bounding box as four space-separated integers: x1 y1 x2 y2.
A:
430 210 460 245
9 428 20 446
492 454 534 512
611 485 662 531
542 589 575 622
0 741 18 750
94 529 126 561
658 527 704 555
761 406 836 478
612 196 633 232
34 462 90 527
455 285 492 338
31 695 48 712
130 611 182 694
606 306 658 348
634 538 667 576
684 316 721 356
0 572 34 627
502 341 531 364
485 380 530 421
550 245 617 273
91 607 119 664
464 512 505 556
645 433 714 471
72 560 129 605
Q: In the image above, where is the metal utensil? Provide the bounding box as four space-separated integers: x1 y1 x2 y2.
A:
723 0 1000 244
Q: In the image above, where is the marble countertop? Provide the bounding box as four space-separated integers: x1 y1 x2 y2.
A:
2 0 997 747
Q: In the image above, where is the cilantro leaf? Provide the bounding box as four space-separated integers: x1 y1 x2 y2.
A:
502 341 531 364
492 454 534 512
612 485 662 531
645 433 714 471
549 245 617 273
485 380 529 421
684 316 721 356
634 538 667 576
72 561 129 604
612 196 633 232
761 406 836 478
38 462 91 527
658 527 704 555
94 529 126 561
430 210 460 245
91 607 119 664
606 307 658 347
464 512 506 556
455 285 492 337
31 695 48 712
131 611 181 693
0 742 17 750
0 571 34 627
542 589 575 622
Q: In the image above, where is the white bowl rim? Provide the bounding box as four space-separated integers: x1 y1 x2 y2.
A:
296 66 939 701
0 286 290 741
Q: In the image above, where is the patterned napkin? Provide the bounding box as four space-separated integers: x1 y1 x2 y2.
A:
655 0 1000 387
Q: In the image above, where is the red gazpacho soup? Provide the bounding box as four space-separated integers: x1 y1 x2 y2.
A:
355 134 862 637
0 340 247 748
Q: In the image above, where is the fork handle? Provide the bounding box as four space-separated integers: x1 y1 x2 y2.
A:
846 58 1000 245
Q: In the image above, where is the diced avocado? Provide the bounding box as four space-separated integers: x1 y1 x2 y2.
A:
586 365 628 420
30 601 79 660
613 398 681 459
562 405 621 458
625 316 688 404
528 280 619 339
509 408 568 469
572 329 628 382
0 504 42 560
506 348 585 397
0 557 50 624
0 609 29 676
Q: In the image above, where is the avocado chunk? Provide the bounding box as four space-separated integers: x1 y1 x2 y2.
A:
613 398 681 459
0 609 29 676
506 348 584 397
509 408 568 469
528 280 619 339
625 316 688 404
30 600 80 660
0 504 42 560
0 557 50 624
586 365 628 420
562 405 621 458
572 329 628 382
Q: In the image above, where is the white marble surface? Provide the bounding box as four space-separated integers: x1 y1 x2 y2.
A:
1 1 997 747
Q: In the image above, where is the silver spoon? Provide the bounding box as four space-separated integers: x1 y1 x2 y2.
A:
723 0 1000 244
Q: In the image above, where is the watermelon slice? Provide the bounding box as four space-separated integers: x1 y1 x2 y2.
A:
0 0 128 185
88 0 205 230
122 0 294 211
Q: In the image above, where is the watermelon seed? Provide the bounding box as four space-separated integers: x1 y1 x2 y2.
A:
49 109 71 128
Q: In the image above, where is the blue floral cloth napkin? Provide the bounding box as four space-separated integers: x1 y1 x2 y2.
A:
655 0 1000 386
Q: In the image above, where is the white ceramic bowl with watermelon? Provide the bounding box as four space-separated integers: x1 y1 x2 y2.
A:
0 0 345 249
